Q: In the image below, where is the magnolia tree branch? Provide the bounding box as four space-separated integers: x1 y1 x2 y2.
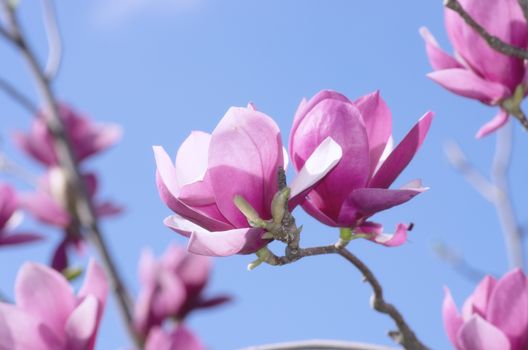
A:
444 0 528 60
41 0 62 80
432 241 489 283
0 1 140 346
241 339 397 350
0 76 38 114
444 123 524 269
256 245 429 350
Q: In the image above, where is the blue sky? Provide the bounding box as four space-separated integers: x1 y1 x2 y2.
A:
1 1 527 349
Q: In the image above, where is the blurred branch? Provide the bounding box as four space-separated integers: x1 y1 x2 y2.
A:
432 241 488 283
444 122 523 269
0 76 38 114
0 1 140 346
242 340 397 350
258 245 429 350
41 0 62 80
0 151 38 186
444 0 528 59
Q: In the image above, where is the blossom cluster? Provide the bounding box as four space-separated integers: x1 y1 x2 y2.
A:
154 89 433 256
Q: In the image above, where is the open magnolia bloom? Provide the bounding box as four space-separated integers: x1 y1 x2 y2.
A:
289 90 433 247
420 0 528 138
20 167 122 270
443 269 528 350
0 184 42 246
134 245 230 337
13 103 122 167
0 259 108 350
154 104 342 256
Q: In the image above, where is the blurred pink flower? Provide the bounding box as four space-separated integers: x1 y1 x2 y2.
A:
154 104 342 256
289 90 433 246
0 259 108 350
134 244 230 337
20 167 122 270
443 269 528 350
420 0 528 138
144 326 204 350
0 183 42 246
13 103 121 166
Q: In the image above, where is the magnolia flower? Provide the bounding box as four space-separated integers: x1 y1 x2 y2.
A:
0 184 42 246
134 244 230 337
0 259 108 350
13 103 122 166
289 90 433 246
443 269 528 350
20 168 122 270
145 326 204 350
420 0 528 138
154 104 342 256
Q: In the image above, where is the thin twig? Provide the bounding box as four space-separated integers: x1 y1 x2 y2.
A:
260 245 429 350
444 124 523 269
0 76 38 114
444 0 528 60
432 241 489 283
241 339 397 350
0 1 140 345
41 0 62 80
491 122 523 268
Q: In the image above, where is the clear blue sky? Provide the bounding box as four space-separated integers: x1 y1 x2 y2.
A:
1 1 527 349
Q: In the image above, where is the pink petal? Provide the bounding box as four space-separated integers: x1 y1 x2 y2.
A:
155 157 232 232
427 69 509 104
15 262 76 334
352 90 393 176
289 91 349 156
77 259 109 350
445 0 527 91
208 106 284 228
19 192 70 227
153 146 180 197
419 26 463 70
299 194 338 227
0 232 43 246
290 92 370 220
64 296 98 350
0 303 60 350
357 222 409 247
95 201 124 217
458 315 511 350
0 184 17 228
488 269 528 348
175 131 211 187
289 137 342 207
369 111 434 189
174 250 211 289
467 275 497 319
476 109 510 139
443 287 464 348
340 187 426 222
88 123 122 159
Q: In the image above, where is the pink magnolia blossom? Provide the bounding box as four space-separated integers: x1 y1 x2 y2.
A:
134 244 230 337
289 90 433 246
13 103 122 166
420 0 528 138
443 269 528 350
154 104 342 256
0 259 108 350
144 326 204 350
20 167 122 270
0 184 42 246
